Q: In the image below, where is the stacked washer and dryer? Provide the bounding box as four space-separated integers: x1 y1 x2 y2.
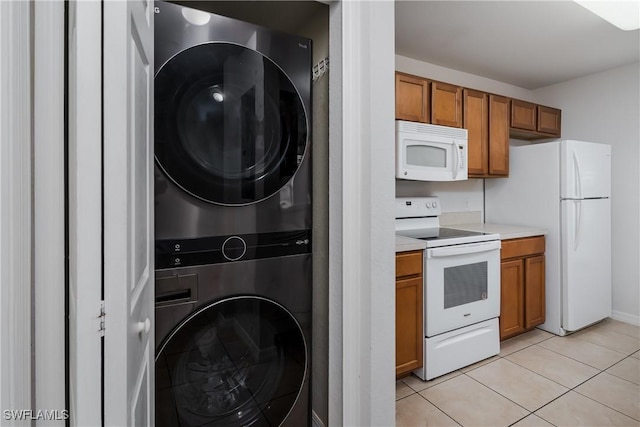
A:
153 2 312 426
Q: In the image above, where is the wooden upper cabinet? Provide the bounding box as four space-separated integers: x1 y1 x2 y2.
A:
510 99 562 139
537 106 561 136
488 95 510 176
511 99 537 131
431 81 462 128
463 89 489 176
395 73 430 123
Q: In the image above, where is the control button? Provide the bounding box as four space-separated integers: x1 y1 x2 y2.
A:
222 236 247 261
174 243 181 252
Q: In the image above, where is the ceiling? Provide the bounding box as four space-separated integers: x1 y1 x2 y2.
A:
174 1 326 35
395 1 640 89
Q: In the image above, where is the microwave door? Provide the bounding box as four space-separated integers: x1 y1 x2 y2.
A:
399 139 466 181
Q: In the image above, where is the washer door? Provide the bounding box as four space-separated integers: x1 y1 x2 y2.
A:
155 43 308 205
155 297 307 427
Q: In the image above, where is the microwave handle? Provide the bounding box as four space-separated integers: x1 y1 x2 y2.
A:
452 140 459 179
427 240 501 258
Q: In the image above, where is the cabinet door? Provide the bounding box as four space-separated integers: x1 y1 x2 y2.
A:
489 95 510 176
525 255 545 329
431 81 462 128
396 276 423 377
463 89 488 177
511 99 537 131
537 106 561 136
500 259 524 340
395 73 429 123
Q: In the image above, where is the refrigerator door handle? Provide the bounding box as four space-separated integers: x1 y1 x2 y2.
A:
574 200 582 251
573 152 583 199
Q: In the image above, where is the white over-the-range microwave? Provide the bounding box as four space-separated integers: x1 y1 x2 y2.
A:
396 120 468 181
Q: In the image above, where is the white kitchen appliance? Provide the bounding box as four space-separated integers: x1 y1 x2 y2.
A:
396 121 468 181
395 197 501 380
485 140 612 336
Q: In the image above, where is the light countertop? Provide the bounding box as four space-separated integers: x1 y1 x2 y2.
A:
396 223 546 252
449 223 547 240
395 235 427 253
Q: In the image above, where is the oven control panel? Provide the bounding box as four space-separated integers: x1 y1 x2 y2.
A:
396 197 442 218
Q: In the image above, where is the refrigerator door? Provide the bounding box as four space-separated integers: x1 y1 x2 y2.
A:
561 198 611 332
561 140 611 199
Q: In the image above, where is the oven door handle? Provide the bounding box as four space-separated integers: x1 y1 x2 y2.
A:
427 240 501 258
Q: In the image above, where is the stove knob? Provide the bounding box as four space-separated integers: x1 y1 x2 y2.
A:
433 201 438 208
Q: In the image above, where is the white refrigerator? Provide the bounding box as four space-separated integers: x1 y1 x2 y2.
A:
485 140 611 336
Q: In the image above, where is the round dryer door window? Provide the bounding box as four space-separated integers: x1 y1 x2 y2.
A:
155 43 308 205
155 297 307 427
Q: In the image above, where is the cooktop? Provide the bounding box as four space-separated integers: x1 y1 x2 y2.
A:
396 227 499 248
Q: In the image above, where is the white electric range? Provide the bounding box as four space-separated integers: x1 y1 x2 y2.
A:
395 197 501 380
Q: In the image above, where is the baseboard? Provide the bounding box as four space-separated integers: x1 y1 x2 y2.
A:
611 310 640 326
312 410 326 427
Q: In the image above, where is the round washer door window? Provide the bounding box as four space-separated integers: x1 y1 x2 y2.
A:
155 43 308 205
155 297 307 427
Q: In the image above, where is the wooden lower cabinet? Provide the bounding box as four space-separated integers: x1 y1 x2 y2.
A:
500 236 545 340
395 250 423 378
500 259 525 338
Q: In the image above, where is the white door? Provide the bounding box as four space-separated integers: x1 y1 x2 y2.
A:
69 0 155 425
67 1 104 425
561 198 612 331
103 1 155 425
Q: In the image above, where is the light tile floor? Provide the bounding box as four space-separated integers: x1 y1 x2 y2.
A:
396 318 640 426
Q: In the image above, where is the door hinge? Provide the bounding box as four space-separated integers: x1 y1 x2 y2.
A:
98 300 106 337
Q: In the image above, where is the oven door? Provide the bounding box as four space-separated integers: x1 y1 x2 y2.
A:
425 240 501 336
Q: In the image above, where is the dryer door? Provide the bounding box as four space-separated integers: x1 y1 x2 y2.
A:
155 296 307 427
155 43 308 206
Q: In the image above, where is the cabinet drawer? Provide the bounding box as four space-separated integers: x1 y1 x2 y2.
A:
396 251 423 278
501 236 545 260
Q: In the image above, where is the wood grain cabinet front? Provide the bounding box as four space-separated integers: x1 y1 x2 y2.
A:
499 236 546 340
431 81 462 128
463 90 509 178
395 72 430 123
395 250 423 378
537 106 561 136
510 99 562 139
511 99 537 131
488 95 510 176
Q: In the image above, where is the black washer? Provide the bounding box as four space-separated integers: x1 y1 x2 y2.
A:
156 296 307 427
155 43 307 206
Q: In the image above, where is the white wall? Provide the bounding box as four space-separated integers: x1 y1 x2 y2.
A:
0 1 33 422
329 1 396 425
534 62 640 325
